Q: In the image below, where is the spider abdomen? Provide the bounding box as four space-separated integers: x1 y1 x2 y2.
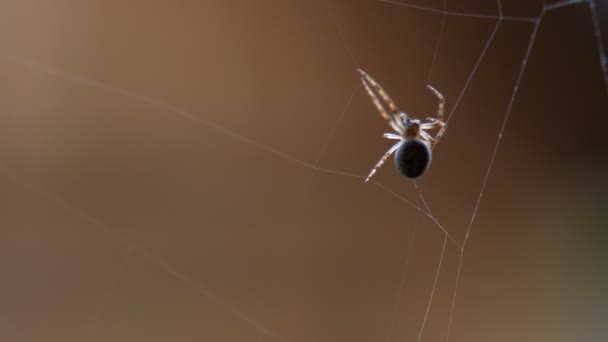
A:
395 139 432 178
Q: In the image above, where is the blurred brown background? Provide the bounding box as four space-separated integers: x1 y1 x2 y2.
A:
0 0 606 341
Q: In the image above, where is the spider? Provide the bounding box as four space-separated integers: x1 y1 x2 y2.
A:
358 69 447 182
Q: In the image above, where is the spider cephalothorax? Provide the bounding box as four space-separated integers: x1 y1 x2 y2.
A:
358 69 447 181
404 119 421 139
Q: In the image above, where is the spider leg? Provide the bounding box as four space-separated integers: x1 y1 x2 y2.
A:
420 130 435 143
383 133 402 140
427 85 445 121
424 85 448 146
359 69 400 114
360 78 402 133
358 69 405 133
423 117 448 145
435 122 448 143
365 140 403 183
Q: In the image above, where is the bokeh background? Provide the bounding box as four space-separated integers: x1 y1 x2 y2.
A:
0 0 606 341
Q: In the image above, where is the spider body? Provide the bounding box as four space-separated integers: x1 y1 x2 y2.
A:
357 69 447 182
395 139 431 179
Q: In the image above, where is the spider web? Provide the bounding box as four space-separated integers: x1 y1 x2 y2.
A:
0 0 606 342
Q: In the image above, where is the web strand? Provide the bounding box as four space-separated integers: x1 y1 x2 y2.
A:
380 0 537 22
446 20 502 123
544 0 586 11
321 0 360 69
412 181 433 216
0 166 297 342
426 12 447 85
313 82 359 167
411 181 462 251
444 1 605 340
445 13 544 342
385 212 421 342
371 180 461 248
314 0 363 169
417 234 448 342
444 250 464 342
587 0 608 94
462 15 542 248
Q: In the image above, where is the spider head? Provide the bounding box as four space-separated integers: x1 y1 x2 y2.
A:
404 118 421 139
